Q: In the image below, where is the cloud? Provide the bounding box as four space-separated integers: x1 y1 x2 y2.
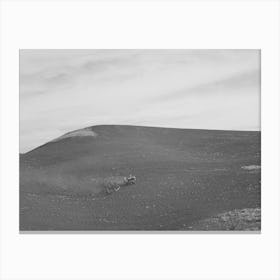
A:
148 68 260 105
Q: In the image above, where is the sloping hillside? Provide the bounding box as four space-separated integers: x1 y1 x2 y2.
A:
20 125 261 230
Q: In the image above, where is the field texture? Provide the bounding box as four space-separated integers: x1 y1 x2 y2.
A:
20 125 261 231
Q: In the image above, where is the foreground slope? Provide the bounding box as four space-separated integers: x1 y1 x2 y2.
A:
20 125 261 230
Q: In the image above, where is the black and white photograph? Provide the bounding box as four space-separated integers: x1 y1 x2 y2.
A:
19 49 261 231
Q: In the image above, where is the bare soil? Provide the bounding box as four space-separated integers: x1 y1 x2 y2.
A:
20 125 261 231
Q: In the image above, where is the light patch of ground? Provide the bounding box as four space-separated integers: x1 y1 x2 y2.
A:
52 128 98 142
184 208 261 231
241 165 261 171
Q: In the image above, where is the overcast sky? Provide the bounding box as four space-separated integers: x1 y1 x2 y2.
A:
20 49 260 153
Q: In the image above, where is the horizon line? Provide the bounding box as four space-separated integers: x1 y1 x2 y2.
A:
20 124 261 154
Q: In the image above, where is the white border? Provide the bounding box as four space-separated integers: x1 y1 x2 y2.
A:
1 1 279 280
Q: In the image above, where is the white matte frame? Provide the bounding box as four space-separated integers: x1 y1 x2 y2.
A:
0 1 279 280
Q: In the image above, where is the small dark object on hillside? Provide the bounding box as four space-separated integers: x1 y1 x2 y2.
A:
126 175 137 185
105 175 136 194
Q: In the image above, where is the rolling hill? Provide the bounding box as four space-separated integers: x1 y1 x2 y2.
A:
20 125 261 231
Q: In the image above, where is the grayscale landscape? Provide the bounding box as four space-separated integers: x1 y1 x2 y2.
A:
20 50 261 231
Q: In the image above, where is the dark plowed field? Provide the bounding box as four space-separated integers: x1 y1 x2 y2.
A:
20 125 261 231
